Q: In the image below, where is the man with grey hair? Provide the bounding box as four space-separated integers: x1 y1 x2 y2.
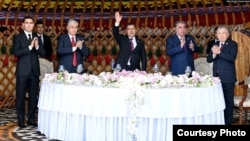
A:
207 25 238 125
57 19 89 73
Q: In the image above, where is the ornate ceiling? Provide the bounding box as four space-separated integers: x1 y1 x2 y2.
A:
0 0 249 29
0 0 225 11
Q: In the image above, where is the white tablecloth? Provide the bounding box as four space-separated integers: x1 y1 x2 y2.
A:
38 82 225 141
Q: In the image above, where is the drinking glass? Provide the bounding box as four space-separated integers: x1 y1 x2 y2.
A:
114 64 121 72
76 64 83 74
111 59 115 70
58 65 65 72
185 66 191 76
153 64 159 73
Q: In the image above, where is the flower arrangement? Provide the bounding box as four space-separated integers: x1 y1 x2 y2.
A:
43 70 221 140
43 70 220 88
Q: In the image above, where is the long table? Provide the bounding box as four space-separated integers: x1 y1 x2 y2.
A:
38 82 225 141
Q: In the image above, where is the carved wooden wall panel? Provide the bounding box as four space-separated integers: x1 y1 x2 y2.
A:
0 24 246 108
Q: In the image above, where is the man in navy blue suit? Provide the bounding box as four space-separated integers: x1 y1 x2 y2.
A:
166 21 200 75
112 11 147 71
57 19 89 73
207 26 238 125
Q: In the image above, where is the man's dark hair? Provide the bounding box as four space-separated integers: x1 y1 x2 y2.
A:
35 20 44 26
126 22 135 29
22 16 34 23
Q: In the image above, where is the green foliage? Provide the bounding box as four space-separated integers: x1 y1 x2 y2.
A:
9 46 13 55
1 44 6 54
147 49 153 58
111 46 117 55
155 47 161 57
93 47 98 56
101 46 106 55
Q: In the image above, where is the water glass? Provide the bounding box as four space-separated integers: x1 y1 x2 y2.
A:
58 65 65 72
114 64 121 72
153 64 159 73
185 66 191 76
76 64 83 73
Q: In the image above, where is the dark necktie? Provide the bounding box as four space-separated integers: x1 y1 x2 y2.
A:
180 37 186 51
38 35 43 46
28 34 32 44
130 39 134 51
220 42 224 50
71 37 77 66
128 38 134 65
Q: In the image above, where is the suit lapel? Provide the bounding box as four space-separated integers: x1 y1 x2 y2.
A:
174 34 181 44
20 32 30 45
220 40 229 51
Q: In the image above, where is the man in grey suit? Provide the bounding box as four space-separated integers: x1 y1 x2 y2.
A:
113 11 147 71
207 25 238 125
13 16 46 128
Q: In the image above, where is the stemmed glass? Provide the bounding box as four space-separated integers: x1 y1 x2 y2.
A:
153 64 159 73
113 64 121 72
185 66 191 77
76 64 84 74
58 65 65 72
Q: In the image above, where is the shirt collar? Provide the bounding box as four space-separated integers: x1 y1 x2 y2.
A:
68 34 75 39
129 36 135 40
177 35 185 40
37 34 43 37
24 31 32 37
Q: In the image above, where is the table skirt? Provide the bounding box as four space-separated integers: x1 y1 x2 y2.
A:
38 110 224 141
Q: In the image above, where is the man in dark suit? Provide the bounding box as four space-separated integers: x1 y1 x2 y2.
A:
13 16 46 128
57 19 89 73
35 20 53 61
112 11 147 71
166 21 200 75
206 27 218 54
207 26 238 125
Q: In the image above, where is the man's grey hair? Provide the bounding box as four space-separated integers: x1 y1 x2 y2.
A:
216 25 229 34
67 19 79 27
174 20 187 27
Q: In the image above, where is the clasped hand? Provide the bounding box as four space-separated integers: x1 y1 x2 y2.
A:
189 40 194 51
76 40 84 49
211 45 220 55
180 39 194 51
30 37 39 48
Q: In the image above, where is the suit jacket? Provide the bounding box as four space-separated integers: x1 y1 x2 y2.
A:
206 38 238 83
166 34 200 75
57 34 89 73
36 33 53 61
13 32 46 77
112 25 147 71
